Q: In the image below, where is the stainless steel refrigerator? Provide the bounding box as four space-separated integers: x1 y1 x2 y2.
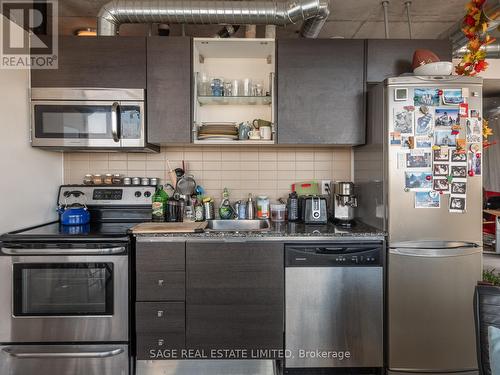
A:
354 76 483 375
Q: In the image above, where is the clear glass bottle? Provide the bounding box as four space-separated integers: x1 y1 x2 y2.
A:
152 185 168 222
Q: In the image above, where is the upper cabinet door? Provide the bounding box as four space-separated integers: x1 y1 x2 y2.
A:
277 39 365 145
366 39 452 83
31 36 146 88
147 37 192 144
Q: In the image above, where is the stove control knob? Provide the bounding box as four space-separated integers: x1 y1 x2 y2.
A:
144 191 152 198
135 191 142 197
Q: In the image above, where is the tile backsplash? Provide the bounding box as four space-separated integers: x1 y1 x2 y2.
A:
64 146 352 202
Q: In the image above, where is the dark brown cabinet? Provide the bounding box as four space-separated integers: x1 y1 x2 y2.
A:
31 36 146 88
277 39 365 145
366 39 452 83
146 37 192 144
135 241 186 359
186 241 284 358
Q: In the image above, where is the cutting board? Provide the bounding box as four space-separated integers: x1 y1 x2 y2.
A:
131 222 207 234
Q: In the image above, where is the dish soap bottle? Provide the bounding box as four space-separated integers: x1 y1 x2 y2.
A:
219 188 234 220
152 184 168 222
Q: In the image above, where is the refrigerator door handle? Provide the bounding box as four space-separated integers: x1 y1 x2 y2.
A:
389 246 482 258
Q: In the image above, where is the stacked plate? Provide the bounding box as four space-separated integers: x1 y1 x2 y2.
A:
198 122 238 140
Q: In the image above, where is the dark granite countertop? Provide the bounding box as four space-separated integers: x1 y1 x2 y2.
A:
133 220 386 241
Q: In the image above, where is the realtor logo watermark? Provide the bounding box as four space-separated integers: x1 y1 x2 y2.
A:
1 0 58 69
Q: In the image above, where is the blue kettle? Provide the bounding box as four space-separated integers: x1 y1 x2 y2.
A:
58 191 90 226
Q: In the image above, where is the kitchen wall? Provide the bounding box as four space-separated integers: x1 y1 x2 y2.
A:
0 17 63 233
64 146 351 202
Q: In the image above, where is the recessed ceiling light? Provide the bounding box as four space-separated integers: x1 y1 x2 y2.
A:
75 28 97 37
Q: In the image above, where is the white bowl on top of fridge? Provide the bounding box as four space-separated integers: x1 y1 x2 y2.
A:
414 61 454 76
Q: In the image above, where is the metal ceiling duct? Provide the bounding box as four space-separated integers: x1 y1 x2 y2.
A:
444 0 500 57
97 0 330 38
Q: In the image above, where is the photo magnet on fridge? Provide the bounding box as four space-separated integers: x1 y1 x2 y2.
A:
466 119 482 143
449 197 466 213
406 152 432 168
415 136 432 149
433 147 450 162
390 131 402 145
434 108 459 127
401 136 415 149
433 163 450 177
468 150 482 176
433 177 450 192
451 149 467 163
405 171 433 190
415 109 433 135
450 165 467 178
451 180 467 195
459 103 469 117
415 191 440 208
434 129 457 147
414 88 440 106
393 108 414 134
442 89 464 105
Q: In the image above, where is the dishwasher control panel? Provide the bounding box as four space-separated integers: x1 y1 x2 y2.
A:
285 242 383 267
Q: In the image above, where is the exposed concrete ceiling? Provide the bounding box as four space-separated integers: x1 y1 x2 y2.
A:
57 0 469 38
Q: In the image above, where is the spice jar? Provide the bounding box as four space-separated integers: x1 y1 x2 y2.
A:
92 174 103 185
112 174 123 184
104 173 113 185
83 174 93 185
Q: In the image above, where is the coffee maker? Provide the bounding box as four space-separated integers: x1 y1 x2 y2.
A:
332 182 357 227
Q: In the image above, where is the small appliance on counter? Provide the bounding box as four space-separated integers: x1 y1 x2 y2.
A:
302 196 328 224
332 181 358 227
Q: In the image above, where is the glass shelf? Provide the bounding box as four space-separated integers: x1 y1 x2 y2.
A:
197 95 272 106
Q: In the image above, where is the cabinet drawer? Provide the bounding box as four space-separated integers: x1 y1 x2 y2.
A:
136 333 185 360
136 241 185 272
137 271 185 301
136 302 185 333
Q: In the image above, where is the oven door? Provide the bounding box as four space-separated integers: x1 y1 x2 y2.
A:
0 344 129 375
0 251 128 343
31 100 145 149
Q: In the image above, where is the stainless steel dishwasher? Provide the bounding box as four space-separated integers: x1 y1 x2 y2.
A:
285 242 384 370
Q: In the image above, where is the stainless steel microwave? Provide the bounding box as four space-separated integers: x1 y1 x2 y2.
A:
30 88 159 152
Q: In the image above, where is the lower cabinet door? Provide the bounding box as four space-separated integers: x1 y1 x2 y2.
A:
136 333 185 360
135 302 186 360
186 242 284 359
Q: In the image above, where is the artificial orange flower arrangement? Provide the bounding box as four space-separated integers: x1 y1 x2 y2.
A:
483 118 496 149
455 0 496 76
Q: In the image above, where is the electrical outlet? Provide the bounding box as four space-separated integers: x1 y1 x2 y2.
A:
320 180 331 195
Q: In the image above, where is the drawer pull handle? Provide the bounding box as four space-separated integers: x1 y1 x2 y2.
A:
157 310 164 318
158 339 164 346
158 279 164 287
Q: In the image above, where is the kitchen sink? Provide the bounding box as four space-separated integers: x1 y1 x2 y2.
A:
206 219 270 232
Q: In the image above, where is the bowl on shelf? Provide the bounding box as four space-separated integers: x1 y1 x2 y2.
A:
413 61 454 76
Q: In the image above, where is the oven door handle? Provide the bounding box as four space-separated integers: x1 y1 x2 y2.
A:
1 246 127 255
2 347 124 359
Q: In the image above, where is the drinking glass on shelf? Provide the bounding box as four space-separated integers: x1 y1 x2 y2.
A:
197 72 210 96
254 82 264 96
224 81 233 96
231 79 241 96
243 78 253 96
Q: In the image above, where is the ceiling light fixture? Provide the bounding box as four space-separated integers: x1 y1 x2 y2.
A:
75 28 97 37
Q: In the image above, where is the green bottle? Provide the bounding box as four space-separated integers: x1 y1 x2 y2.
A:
219 188 234 220
152 185 169 222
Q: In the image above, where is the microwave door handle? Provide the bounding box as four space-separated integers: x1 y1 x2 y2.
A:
111 102 121 143
2 347 124 359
